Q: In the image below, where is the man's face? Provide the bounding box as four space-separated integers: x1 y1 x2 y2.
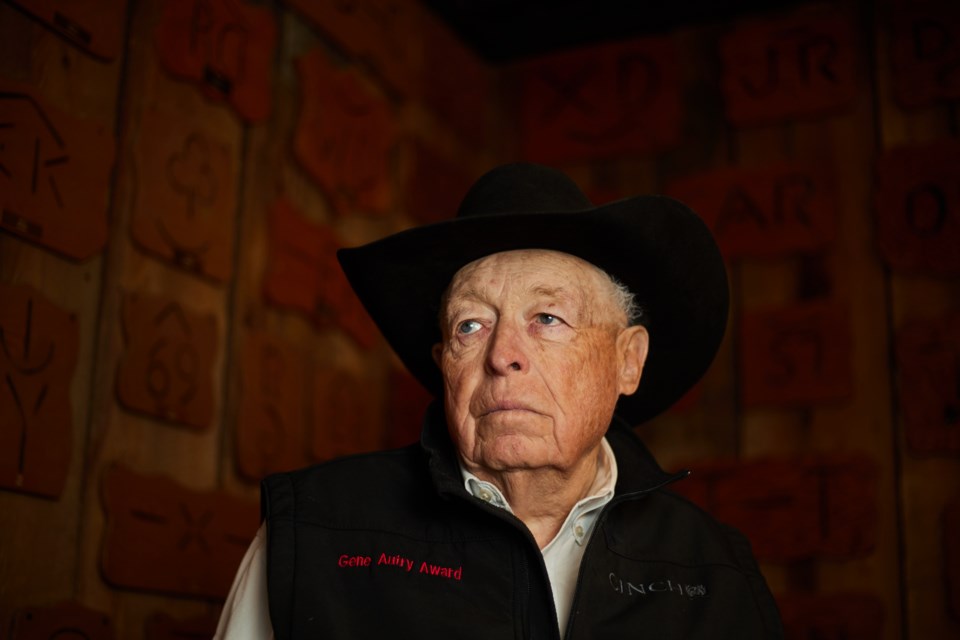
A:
433 249 648 476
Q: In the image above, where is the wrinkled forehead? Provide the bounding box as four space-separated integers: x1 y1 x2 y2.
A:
441 249 614 310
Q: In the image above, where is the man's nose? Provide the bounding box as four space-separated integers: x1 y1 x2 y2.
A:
485 321 528 375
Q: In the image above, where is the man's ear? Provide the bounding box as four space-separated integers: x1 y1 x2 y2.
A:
431 343 443 368
616 325 649 396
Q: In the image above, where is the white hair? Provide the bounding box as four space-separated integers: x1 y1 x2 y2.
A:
601 272 643 327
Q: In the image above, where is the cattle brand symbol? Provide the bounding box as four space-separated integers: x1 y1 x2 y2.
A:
520 37 681 163
101 464 257 599
721 13 858 125
0 283 78 498
116 293 217 429
0 83 113 260
155 0 277 122
131 107 236 282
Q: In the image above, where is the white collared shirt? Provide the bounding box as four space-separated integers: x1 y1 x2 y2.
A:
460 437 618 634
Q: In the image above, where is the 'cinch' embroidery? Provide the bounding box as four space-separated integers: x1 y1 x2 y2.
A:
609 572 707 598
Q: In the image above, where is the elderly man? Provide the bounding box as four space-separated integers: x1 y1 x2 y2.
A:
216 163 783 639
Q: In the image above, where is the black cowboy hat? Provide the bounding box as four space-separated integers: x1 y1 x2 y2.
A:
338 163 729 427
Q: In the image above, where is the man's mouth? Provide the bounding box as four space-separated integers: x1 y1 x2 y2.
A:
480 402 536 418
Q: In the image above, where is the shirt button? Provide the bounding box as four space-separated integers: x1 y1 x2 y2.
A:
479 489 493 502
574 524 585 538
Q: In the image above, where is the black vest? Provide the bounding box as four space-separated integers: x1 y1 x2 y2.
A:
262 404 783 639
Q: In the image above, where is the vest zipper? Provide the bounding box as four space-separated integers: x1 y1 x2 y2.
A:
562 469 690 640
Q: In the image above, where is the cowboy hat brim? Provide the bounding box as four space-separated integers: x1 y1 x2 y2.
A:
337 194 729 427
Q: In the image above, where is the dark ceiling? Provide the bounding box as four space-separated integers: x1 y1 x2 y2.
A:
422 0 802 63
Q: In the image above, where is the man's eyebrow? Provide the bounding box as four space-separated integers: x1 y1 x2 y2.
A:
530 285 577 302
440 287 487 321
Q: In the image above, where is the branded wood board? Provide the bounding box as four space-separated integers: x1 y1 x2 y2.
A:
130 105 236 282
100 464 258 599
155 0 276 122
116 292 218 429
309 367 380 462
0 81 114 260
667 165 837 259
519 36 681 163
740 301 854 407
876 140 960 275
293 49 396 218
721 12 858 126
261 198 379 349
9 0 126 61
285 0 422 98
236 330 309 480
675 456 878 561
10 601 113 640
777 593 884 639
0 283 78 498
895 312 960 455
889 1 960 108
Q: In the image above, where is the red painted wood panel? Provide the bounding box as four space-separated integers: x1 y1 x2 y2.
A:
740 301 854 408
293 49 396 218
0 81 114 260
519 37 681 163
403 141 473 225
0 283 78 498
237 331 308 480
261 198 379 349
895 312 960 455
145 612 218 640
876 140 960 275
890 0 960 109
946 496 960 620
285 0 422 98
9 0 127 61
130 105 236 282
309 367 380 462
155 0 276 123
721 12 858 126
778 593 884 639
384 367 433 449
115 292 218 429
667 165 837 259
100 464 258 599
236 330 309 480
10 601 113 640
675 456 878 561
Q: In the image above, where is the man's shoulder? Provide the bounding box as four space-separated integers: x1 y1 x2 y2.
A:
260 443 461 527
264 443 427 500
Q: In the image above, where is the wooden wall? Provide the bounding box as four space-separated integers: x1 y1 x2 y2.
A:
1 1 958 638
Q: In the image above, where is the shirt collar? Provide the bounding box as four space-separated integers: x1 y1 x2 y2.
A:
458 437 618 521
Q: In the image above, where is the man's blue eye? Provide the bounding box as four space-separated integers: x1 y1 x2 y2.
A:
458 320 482 334
537 314 560 325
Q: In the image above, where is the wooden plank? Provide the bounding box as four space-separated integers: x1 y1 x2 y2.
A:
0 1 123 631
723 5 904 634
71 0 244 634
218 11 396 507
873 1 960 637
